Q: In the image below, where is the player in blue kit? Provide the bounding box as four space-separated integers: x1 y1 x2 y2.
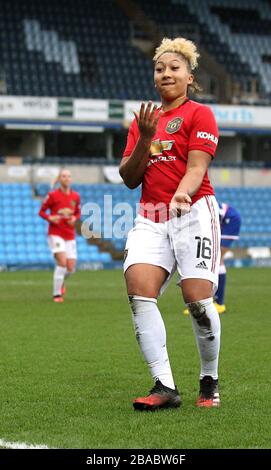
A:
214 202 242 313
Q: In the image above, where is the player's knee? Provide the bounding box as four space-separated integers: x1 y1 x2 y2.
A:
125 268 161 297
67 267 75 274
66 260 76 273
182 284 213 304
125 266 164 298
57 261 66 268
126 283 159 298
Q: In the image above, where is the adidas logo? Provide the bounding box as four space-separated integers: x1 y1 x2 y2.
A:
195 260 208 269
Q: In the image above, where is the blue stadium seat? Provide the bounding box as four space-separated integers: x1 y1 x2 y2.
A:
1 183 271 266
5 254 18 264
100 252 112 263
113 239 125 251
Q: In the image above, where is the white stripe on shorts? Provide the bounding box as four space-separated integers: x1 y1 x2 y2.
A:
206 196 219 274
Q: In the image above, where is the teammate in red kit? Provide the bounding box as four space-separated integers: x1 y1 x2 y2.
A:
120 37 221 410
39 169 81 303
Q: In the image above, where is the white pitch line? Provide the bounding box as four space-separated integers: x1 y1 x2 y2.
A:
0 438 50 449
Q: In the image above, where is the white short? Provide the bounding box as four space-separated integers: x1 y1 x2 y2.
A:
48 235 77 259
124 195 221 294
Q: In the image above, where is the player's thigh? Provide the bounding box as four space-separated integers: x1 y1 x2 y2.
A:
124 216 175 297
175 196 221 301
48 236 67 267
65 240 77 268
125 263 168 298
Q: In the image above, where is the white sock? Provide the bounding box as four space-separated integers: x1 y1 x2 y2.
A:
129 295 175 390
219 264 226 275
53 266 67 296
187 297 221 380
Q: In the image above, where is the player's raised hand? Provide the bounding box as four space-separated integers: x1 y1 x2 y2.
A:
170 192 192 217
133 102 161 140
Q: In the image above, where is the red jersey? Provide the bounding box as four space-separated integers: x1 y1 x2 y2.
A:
123 99 219 221
39 188 81 240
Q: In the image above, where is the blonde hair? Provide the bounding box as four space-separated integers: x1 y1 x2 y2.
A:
51 168 71 188
153 37 202 93
153 37 199 69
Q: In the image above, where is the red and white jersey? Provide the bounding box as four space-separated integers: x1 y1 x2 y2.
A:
123 99 219 221
39 188 81 240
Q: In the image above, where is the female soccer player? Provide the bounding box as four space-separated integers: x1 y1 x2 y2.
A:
120 37 221 410
39 169 81 303
214 202 242 313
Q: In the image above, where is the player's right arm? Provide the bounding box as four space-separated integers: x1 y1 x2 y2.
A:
119 102 160 189
39 193 60 224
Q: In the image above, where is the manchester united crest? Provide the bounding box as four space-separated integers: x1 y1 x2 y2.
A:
166 117 183 134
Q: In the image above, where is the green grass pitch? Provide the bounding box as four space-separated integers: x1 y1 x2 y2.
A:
0 268 270 449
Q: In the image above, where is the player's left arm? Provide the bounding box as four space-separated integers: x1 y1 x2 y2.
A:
171 105 218 215
177 150 212 195
171 151 212 214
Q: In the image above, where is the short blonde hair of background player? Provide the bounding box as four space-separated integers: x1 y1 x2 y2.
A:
153 37 201 93
51 168 71 188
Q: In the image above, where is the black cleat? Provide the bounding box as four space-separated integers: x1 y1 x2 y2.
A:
133 380 181 411
196 375 220 407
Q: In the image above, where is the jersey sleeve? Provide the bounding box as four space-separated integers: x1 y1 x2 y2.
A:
188 105 219 158
38 192 53 221
123 119 139 158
